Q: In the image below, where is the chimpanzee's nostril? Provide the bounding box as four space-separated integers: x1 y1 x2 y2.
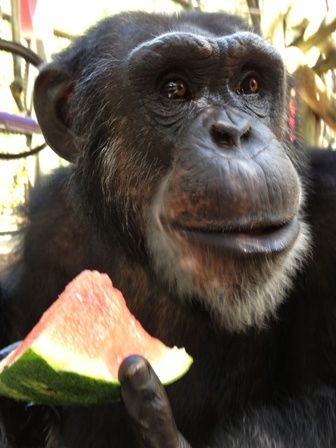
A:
241 127 250 141
211 125 235 149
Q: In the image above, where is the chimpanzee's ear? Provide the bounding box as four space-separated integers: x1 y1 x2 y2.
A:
33 64 82 163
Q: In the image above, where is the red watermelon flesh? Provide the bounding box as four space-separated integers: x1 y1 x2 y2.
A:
0 270 192 405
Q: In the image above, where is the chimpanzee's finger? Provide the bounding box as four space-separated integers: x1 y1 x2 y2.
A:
119 355 191 448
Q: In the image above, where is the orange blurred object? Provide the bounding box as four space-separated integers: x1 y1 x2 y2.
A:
19 0 37 37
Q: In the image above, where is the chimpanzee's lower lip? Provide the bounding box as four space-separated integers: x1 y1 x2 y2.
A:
173 219 300 256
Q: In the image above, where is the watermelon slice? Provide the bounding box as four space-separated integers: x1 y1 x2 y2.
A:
0 271 192 405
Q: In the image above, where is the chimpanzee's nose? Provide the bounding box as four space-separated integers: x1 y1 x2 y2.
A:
209 110 251 149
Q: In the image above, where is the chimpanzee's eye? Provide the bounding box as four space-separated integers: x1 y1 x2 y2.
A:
161 79 188 99
237 75 261 95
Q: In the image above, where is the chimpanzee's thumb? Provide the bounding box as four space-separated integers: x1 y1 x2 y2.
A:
119 355 191 448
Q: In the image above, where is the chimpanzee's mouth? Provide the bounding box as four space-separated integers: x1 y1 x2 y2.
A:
171 219 300 256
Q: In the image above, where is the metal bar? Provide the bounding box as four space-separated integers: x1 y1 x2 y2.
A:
10 0 22 78
0 39 43 67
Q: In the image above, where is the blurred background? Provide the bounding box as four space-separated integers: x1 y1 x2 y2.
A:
0 0 335 266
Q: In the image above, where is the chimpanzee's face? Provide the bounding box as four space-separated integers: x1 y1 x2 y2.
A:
102 30 308 332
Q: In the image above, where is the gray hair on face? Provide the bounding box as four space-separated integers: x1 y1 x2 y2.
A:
146 180 310 333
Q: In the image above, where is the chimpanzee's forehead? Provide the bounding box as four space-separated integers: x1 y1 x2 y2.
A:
57 12 251 82
90 11 249 59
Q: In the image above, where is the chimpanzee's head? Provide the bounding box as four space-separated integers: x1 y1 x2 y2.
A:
34 12 309 332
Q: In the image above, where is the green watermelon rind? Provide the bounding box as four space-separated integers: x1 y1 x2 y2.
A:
0 348 120 405
0 346 193 406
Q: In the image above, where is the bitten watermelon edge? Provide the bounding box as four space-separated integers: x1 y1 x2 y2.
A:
0 271 193 406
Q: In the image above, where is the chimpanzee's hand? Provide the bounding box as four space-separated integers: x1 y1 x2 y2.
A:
119 355 192 448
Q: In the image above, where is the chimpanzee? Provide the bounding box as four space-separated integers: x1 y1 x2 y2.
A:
0 9 336 448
